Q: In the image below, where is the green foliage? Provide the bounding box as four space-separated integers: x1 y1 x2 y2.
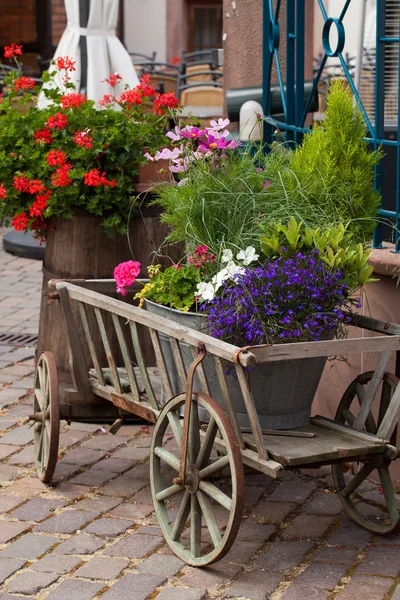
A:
260 218 376 289
0 62 175 237
135 264 201 311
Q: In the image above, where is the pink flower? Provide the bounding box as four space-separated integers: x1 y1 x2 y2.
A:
166 127 182 142
208 118 230 131
198 133 231 152
180 126 207 140
114 261 141 295
263 179 271 188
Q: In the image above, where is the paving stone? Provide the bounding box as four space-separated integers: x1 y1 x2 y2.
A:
0 521 29 543
280 585 331 600
0 445 19 460
5 404 32 418
251 500 295 523
356 545 400 577
4 476 45 497
103 533 163 558
236 522 275 543
312 546 359 565
107 502 154 521
305 493 343 515
67 422 102 433
128 462 150 480
91 458 134 474
100 471 148 497
283 514 334 540
267 480 315 503
32 554 82 573
392 584 400 600
81 435 129 452
51 462 82 482
180 562 243 589
10 497 67 522
0 534 60 559
6 571 59 595
49 483 88 499
327 518 372 547
294 562 348 590
0 425 32 445
52 534 105 555
0 558 26 584
60 448 105 467
72 496 121 515
157 588 208 600
83 517 133 537
0 389 27 407
0 495 25 514
221 542 261 565
100 573 167 600
335 575 394 600
7 445 36 466
244 485 266 507
132 485 153 504
137 554 184 577
225 570 281 599
44 579 105 600
0 464 24 482
58 430 88 449
70 468 116 487
33 510 98 534
135 524 164 536
253 541 313 573
0 421 18 433
113 445 149 461
74 556 129 579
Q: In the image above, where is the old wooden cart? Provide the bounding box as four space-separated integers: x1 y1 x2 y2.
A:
31 279 400 566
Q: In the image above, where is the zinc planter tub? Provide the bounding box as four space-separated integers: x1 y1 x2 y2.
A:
144 299 328 430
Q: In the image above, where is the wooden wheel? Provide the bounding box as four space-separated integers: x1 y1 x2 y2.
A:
332 371 400 534
32 352 60 483
150 392 245 566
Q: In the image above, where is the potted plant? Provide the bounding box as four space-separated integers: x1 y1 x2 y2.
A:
113 80 382 429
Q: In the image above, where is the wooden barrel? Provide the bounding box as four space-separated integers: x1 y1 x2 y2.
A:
36 206 180 421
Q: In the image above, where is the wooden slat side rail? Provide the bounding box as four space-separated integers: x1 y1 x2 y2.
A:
235 365 268 460
353 352 392 431
90 379 159 423
190 346 210 395
170 338 187 391
129 321 159 410
93 307 122 394
243 335 400 363
350 313 400 336
377 381 400 440
311 416 387 445
56 283 245 365
213 356 245 450
58 287 91 393
111 314 141 403
149 328 173 400
77 302 105 386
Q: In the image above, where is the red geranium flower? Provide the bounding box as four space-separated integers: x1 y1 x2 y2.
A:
35 189 52 203
46 150 67 167
119 89 142 106
102 72 122 87
34 129 53 144
12 212 29 231
0 183 6 199
153 92 179 115
51 163 72 187
28 179 45 195
56 56 76 72
137 74 156 98
73 129 93 149
98 93 115 107
13 76 35 92
84 168 116 188
45 112 68 130
13 174 30 193
29 195 48 217
4 44 23 59
61 92 86 109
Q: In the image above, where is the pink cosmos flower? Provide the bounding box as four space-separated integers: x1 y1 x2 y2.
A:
114 260 141 296
198 133 231 152
166 127 182 142
264 179 271 188
208 118 230 131
180 126 207 140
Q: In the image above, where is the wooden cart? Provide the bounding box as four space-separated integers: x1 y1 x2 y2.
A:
31 279 400 566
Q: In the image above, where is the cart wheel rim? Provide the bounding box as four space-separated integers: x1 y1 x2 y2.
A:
34 352 60 483
333 371 400 534
150 392 245 566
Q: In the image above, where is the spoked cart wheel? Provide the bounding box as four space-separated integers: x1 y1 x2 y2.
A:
31 352 60 483
150 392 245 566
332 371 400 534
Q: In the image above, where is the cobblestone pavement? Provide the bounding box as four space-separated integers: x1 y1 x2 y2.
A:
1 230 400 599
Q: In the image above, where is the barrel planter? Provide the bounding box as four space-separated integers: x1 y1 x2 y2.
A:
144 299 328 429
37 207 181 421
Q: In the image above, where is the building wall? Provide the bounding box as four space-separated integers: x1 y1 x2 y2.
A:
0 0 36 47
124 0 167 62
52 0 67 46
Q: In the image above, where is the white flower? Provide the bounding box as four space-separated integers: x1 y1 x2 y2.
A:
224 261 245 278
209 118 230 130
221 249 233 263
196 282 216 301
236 246 259 266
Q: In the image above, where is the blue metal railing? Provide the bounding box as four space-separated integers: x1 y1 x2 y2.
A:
262 0 400 252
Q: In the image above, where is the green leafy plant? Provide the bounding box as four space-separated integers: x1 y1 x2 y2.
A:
135 264 202 311
0 48 179 239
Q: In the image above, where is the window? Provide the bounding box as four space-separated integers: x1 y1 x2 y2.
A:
188 2 223 52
